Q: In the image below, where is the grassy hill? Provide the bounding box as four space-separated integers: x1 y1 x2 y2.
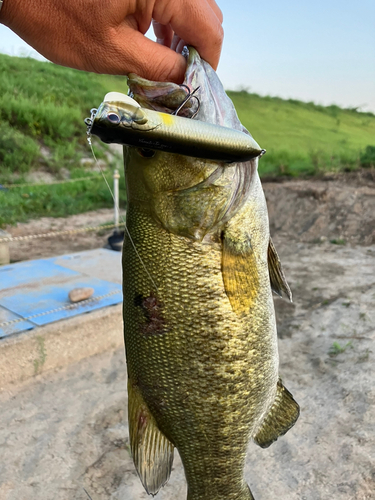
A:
0 53 128 180
0 54 129 226
228 91 375 176
0 53 374 225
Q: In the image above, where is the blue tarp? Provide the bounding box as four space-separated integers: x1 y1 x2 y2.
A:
0 249 122 338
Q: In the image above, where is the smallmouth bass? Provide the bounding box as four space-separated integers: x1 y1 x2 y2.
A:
91 47 299 500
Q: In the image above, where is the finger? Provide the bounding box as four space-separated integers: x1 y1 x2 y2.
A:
153 0 223 70
115 26 186 82
205 0 223 24
152 20 174 47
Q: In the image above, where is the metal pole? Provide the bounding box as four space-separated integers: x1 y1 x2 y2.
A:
0 229 10 265
113 169 120 234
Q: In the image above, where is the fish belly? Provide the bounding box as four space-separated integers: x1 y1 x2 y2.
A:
123 201 278 500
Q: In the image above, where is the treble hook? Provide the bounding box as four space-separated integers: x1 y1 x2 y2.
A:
173 86 201 119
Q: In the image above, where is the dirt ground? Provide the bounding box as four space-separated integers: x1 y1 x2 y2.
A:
4 208 126 263
1 173 375 500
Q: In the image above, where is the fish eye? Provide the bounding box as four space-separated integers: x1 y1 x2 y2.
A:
107 112 120 124
137 148 156 158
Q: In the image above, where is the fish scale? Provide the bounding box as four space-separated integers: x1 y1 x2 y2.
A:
123 151 287 499
94 47 301 500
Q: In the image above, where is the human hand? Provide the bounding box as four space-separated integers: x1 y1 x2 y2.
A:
0 0 223 82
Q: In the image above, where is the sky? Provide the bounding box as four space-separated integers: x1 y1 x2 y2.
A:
0 0 374 112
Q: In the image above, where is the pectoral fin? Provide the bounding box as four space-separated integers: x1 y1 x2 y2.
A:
128 381 174 495
268 238 292 301
222 233 259 316
253 379 300 448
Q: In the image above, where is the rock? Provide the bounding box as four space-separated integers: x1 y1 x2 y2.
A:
68 287 94 303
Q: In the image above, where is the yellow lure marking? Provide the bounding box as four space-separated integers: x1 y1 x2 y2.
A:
160 113 175 126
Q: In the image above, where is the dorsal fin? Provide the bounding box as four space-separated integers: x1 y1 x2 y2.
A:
268 238 292 301
128 381 174 495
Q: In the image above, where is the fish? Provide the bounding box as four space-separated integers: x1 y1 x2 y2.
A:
88 92 264 163
91 47 299 500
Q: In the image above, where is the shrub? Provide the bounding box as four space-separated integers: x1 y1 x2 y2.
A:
360 146 375 168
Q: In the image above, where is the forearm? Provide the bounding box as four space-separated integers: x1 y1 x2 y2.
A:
0 0 103 71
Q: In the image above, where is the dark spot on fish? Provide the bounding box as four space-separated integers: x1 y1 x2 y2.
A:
133 294 143 307
137 379 169 413
134 291 167 336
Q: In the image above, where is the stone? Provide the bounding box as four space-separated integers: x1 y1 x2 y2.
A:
68 287 94 303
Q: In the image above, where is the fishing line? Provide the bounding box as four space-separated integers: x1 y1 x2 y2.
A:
83 488 93 500
86 132 159 293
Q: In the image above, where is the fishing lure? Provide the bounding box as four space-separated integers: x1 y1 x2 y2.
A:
85 91 264 163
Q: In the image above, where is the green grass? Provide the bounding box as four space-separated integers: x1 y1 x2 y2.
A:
328 341 353 357
330 238 347 245
0 53 127 180
228 91 375 176
0 169 127 227
0 53 128 226
0 53 374 226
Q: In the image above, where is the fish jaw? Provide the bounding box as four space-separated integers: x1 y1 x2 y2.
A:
128 72 194 115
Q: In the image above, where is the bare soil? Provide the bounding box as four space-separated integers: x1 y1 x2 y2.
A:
5 208 125 263
1 174 375 500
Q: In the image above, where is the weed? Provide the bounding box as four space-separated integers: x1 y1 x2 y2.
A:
330 239 346 245
328 341 353 357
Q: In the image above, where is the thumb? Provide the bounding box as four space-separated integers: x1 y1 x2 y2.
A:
119 28 187 83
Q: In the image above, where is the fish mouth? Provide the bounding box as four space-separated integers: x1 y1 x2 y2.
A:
127 47 200 118
127 47 250 132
